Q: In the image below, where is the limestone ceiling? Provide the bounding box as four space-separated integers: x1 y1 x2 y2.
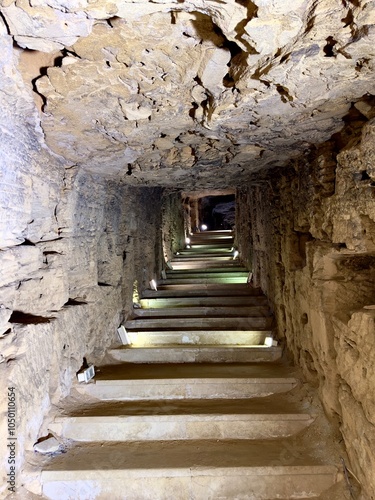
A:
3 0 375 187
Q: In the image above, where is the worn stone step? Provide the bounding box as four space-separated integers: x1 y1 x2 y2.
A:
165 271 249 278
125 317 273 331
109 345 283 363
166 267 248 274
173 256 234 262
170 261 241 270
142 286 262 298
191 230 233 234
186 245 234 251
190 236 233 241
49 412 314 442
178 251 235 256
139 296 269 308
160 276 248 284
132 306 271 318
190 235 233 241
191 232 233 237
41 441 340 500
77 363 298 400
124 330 271 346
171 257 238 263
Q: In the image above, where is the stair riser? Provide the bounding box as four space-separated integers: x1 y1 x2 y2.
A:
42 469 338 500
159 278 248 284
172 258 233 266
177 252 236 257
50 417 313 442
109 347 282 363
139 297 268 308
80 380 297 401
166 269 247 275
126 331 270 346
141 288 262 298
133 306 271 318
125 318 272 330
170 263 240 270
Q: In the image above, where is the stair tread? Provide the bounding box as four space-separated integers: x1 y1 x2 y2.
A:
113 344 277 349
132 306 271 317
57 396 311 417
109 346 282 363
125 318 273 330
93 362 296 381
166 268 248 273
41 440 336 472
141 288 263 298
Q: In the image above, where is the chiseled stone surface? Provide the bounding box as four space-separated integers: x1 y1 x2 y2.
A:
237 118 375 498
0 24 181 494
1 1 375 498
0 0 373 187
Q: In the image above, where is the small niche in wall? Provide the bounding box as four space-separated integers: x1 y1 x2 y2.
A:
63 298 87 307
290 231 314 270
9 311 54 324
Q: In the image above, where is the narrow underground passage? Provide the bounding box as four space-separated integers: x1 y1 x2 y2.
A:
2 2 375 495
5 186 369 500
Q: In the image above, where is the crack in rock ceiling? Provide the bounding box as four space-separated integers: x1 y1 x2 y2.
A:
4 0 375 188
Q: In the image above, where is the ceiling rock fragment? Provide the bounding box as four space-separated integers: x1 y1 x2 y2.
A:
3 0 375 187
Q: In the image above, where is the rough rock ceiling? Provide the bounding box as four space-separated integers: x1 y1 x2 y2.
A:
4 0 375 188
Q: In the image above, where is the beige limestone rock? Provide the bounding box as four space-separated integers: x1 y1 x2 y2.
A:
0 305 12 335
2 1 93 51
0 0 369 187
0 246 42 287
33 436 60 454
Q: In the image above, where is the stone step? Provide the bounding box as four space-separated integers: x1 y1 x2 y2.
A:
166 267 248 274
160 276 248 284
139 296 269 308
191 232 233 237
190 235 233 241
41 441 339 500
49 412 314 442
124 330 272 346
191 230 233 234
156 283 256 292
173 255 233 261
166 267 249 279
125 317 273 331
132 306 271 318
182 243 233 248
142 286 263 298
170 261 241 270
77 363 298 400
178 251 235 256
109 345 283 363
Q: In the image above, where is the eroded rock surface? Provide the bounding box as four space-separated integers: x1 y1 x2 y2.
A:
1 0 374 187
237 117 375 498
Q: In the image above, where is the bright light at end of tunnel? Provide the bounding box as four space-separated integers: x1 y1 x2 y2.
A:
201 224 207 231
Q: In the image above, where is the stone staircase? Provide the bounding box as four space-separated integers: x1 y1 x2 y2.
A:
41 230 342 499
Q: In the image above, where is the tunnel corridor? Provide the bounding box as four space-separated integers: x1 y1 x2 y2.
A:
41 229 343 499
1 0 375 498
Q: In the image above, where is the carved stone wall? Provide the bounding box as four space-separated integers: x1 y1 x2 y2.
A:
236 118 375 498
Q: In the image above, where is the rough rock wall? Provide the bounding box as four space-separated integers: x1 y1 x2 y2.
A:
0 25 165 497
162 191 185 264
236 118 375 498
3 0 375 187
